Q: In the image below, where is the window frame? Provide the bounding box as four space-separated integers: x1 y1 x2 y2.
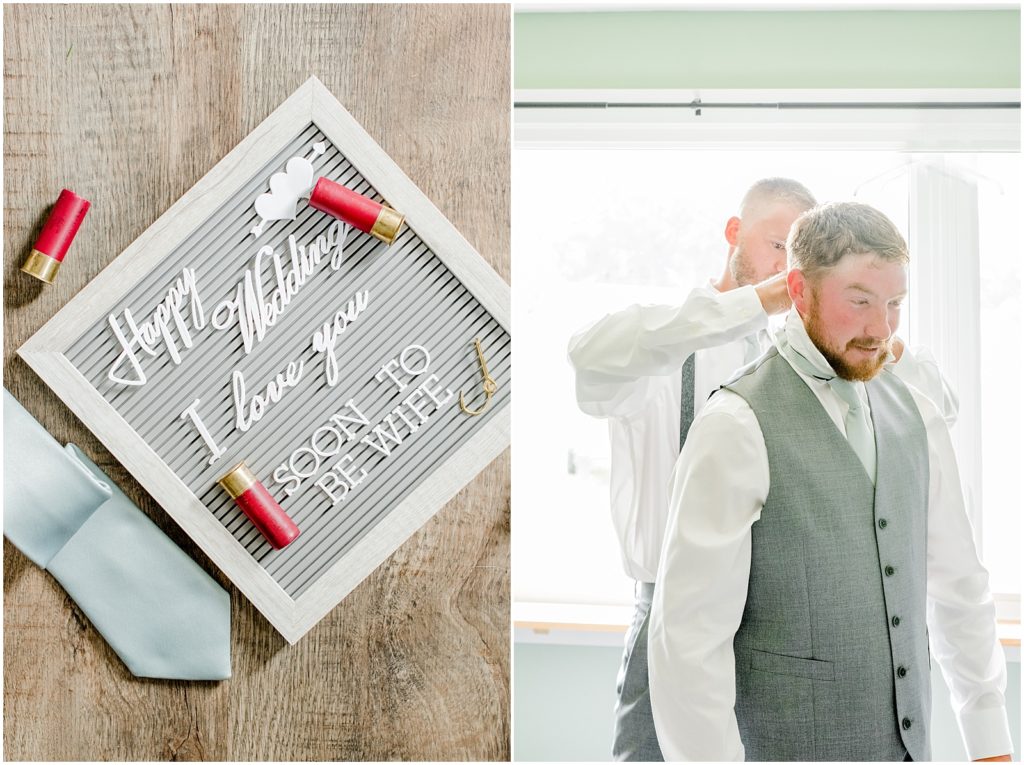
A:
512 88 1021 644
514 88 1020 150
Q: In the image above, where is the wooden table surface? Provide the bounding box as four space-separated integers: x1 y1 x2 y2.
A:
2 4 510 761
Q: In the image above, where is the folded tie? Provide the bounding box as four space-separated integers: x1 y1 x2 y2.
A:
4 389 231 680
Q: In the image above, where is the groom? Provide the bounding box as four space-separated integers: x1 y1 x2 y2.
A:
648 202 1012 761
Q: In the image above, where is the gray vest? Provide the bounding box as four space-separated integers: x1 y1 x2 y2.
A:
723 348 931 762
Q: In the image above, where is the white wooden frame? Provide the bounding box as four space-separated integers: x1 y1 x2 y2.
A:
19 76 511 644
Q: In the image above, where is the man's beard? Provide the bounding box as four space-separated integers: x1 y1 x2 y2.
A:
805 299 889 382
728 245 758 287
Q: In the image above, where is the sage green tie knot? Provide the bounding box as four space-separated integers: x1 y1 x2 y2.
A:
828 376 861 412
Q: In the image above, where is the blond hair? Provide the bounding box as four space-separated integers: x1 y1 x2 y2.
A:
787 201 909 280
739 178 817 219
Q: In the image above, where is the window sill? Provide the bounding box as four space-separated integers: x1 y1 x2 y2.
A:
514 601 1021 660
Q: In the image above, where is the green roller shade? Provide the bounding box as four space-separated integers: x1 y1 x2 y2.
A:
514 11 1021 90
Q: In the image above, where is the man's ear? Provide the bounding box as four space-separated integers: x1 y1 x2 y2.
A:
788 269 810 314
724 216 741 247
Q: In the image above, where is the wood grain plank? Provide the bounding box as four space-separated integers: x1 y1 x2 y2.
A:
3 4 510 761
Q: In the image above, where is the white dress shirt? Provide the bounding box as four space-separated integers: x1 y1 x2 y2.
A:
648 313 1012 762
567 282 959 583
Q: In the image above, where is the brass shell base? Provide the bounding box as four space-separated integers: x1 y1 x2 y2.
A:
370 205 405 245
217 461 258 499
20 249 61 284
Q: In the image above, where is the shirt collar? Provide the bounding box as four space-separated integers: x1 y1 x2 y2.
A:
772 309 835 381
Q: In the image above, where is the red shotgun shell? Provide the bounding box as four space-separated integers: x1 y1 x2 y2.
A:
217 462 300 550
308 177 405 245
21 189 91 284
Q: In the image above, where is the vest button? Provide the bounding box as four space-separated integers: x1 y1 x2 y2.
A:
892 615 901 627
902 717 913 730
897 666 908 678
878 518 888 529
885 565 896 576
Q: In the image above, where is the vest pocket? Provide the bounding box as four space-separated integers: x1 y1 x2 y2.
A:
748 648 835 681
736 649 816 760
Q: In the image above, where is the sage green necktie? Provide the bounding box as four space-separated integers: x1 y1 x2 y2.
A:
824 376 876 484
4 389 231 680
774 317 877 485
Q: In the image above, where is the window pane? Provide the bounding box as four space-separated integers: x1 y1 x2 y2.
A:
975 153 1021 595
513 149 914 608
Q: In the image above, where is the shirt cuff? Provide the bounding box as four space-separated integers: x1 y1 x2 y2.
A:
959 704 1014 760
719 284 769 328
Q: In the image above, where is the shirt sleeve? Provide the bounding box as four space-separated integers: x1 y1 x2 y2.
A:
890 345 960 429
567 285 768 418
649 391 769 761
911 390 1013 761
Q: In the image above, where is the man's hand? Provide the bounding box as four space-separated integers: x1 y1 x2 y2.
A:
754 272 792 316
972 755 1011 761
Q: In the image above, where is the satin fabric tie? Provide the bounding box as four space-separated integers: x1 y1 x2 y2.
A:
4 389 231 680
773 313 878 485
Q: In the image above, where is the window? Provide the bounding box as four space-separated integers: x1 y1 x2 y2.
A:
512 94 1020 625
